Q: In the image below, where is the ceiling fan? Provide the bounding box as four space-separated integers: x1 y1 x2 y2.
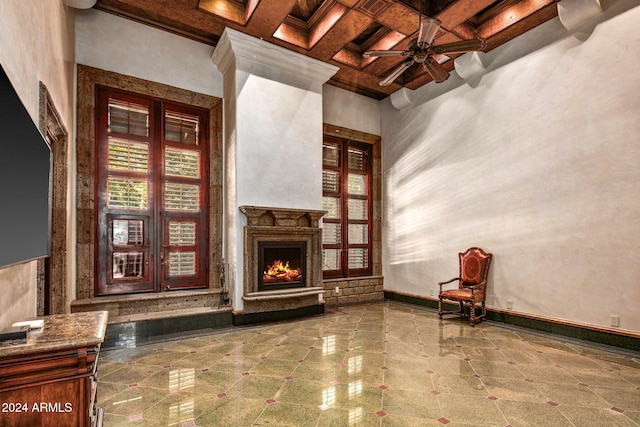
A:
363 16 486 86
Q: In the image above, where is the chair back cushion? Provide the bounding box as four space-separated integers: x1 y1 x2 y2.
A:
459 247 492 289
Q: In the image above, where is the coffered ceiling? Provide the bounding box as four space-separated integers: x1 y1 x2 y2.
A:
94 0 560 99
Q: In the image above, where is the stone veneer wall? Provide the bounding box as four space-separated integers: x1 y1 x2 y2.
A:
323 277 384 306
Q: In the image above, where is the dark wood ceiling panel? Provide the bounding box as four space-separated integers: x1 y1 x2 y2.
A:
477 0 556 38
398 0 457 16
245 0 299 36
309 9 374 60
355 0 392 18
352 22 384 45
482 2 558 51
94 0 560 99
436 0 501 30
199 0 246 24
337 0 364 8
290 0 326 21
376 2 420 35
96 0 226 43
329 61 399 98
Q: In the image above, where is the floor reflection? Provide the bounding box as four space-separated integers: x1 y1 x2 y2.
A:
98 302 640 426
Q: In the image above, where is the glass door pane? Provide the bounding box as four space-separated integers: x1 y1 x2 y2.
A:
105 216 152 293
160 107 208 290
97 91 155 295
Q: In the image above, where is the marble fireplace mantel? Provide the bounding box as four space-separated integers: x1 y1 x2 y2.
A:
239 206 326 314
239 206 325 228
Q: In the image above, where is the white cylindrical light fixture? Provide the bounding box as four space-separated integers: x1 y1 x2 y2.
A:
390 87 415 110
66 0 97 9
557 0 603 30
454 52 486 86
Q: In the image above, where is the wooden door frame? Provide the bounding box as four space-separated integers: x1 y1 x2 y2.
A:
37 82 68 315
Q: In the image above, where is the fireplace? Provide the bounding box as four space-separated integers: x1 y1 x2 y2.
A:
259 241 306 291
239 206 326 315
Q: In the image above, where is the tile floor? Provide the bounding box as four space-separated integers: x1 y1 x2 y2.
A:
97 302 640 426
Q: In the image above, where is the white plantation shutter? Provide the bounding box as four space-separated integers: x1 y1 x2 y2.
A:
107 178 149 209
165 148 199 178
169 221 196 245
164 183 200 211
161 109 206 286
165 112 199 145
108 99 149 136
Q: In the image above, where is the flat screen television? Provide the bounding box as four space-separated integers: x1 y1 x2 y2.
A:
0 64 51 268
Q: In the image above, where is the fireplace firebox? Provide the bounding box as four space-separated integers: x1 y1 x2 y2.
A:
258 241 306 291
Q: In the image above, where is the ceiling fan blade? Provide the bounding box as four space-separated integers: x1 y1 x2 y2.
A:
380 59 415 86
423 57 450 83
363 50 409 58
433 39 486 55
417 17 441 47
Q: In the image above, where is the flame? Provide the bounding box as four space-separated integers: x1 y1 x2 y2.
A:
263 259 302 283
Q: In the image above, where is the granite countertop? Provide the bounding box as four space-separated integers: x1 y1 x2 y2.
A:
0 311 108 358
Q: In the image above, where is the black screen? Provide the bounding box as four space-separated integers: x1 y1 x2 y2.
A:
0 64 51 268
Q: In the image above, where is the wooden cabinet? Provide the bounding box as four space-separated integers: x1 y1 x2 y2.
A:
0 311 107 427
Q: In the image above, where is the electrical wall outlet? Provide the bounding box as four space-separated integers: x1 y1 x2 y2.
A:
335 286 340 294
506 300 513 310
610 315 620 327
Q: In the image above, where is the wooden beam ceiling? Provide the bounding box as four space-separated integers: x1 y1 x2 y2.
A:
94 0 560 99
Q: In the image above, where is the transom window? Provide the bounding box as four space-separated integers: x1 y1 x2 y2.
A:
95 88 209 295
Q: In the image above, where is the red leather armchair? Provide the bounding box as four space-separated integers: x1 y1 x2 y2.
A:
438 247 492 326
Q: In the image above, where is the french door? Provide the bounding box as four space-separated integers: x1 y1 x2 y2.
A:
95 88 209 295
322 136 373 278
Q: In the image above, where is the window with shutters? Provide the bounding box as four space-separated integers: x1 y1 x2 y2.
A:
95 88 209 295
322 136 372 278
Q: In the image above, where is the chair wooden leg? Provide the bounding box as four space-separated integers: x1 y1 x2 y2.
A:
469 298 476 326
438 297 443 319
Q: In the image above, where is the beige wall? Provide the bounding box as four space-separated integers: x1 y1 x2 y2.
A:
5 0 632 336
322 85 381 136
382 3 640 333
0 0 75 328
75 9 221 97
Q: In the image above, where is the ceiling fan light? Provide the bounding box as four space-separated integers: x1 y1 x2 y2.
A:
417 17 441 47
